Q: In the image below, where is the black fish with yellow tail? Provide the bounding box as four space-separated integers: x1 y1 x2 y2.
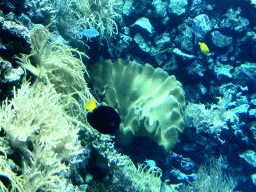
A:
84 99 121 135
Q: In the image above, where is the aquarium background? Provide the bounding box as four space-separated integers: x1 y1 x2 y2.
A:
0 0 256 191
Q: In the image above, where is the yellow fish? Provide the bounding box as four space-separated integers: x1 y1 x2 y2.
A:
84 98 97 112
198 42 210 56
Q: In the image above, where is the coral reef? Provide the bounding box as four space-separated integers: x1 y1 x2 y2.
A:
2 0 256 190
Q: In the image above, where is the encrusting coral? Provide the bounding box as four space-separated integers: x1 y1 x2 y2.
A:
90 58 185 152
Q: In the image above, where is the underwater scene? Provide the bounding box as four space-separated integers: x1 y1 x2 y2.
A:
1 0 256 191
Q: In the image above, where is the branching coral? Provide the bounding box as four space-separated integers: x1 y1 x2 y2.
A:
92 134 130 168
184 96 239 144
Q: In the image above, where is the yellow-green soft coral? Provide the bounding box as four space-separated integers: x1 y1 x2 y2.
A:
75 0 121 39
0 82 80 191
16 26 93 121
0 26 93 191
90 58 185 152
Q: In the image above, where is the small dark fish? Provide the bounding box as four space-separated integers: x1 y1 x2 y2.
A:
80 28 100 38
84 99 121 135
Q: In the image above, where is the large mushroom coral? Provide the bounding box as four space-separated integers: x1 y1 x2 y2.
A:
90 58 185 152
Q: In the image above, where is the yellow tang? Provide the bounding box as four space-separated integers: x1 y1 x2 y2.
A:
198 42 210 56
84 98 97 112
